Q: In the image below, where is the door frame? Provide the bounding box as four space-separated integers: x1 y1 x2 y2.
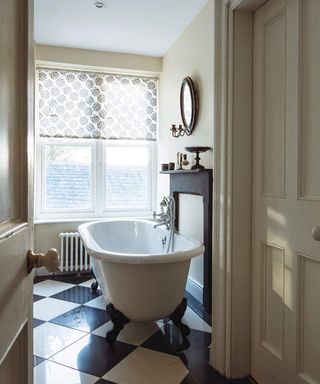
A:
211 0 268 379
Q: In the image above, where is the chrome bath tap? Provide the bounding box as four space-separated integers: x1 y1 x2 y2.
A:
153 196 175 230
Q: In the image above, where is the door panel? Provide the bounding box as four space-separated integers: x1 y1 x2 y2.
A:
0 0 34 383
260 242 285 361
297 254 320 383
299 0 320 200
0 227 33 382
261 9 286 198
252 0 320 383
0 322 29 384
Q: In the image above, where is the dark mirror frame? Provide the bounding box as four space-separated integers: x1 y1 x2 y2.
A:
180 76 198 135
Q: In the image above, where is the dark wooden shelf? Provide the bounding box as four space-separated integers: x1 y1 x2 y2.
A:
163 168 213 313
160 169 213 174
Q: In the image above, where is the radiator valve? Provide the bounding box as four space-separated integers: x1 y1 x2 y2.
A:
27 248 60 274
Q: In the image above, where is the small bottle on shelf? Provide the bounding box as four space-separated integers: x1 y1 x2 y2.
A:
182 154 189 169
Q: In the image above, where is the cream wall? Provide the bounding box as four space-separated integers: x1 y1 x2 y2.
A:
158 0 214 291
158 0 214 192
35 222 81 253
36 44 162 73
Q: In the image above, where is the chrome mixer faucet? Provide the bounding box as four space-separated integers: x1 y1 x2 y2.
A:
153 196 175 230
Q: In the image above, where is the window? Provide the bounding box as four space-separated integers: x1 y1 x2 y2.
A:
36 67 157 220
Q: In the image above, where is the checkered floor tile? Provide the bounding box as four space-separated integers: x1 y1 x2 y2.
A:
33 276 250 384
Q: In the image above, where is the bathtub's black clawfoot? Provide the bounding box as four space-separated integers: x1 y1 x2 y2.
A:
105 303 130 343
91 281 99 292
169 297 190 337
90 268 99 293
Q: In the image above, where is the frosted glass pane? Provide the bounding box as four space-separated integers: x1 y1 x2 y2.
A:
45 145 92 210
105 147 150 209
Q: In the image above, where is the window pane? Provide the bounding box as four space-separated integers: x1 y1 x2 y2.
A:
105 147 150 209
45 145 92 210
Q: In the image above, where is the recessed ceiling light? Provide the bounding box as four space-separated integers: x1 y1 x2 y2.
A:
95 1 105 8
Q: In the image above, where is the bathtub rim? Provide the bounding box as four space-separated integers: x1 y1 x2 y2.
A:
78 218 204 264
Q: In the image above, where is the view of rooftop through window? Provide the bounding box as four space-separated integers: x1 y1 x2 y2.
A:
44 144 92 210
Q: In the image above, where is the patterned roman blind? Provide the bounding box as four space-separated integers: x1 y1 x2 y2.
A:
37 68 158 141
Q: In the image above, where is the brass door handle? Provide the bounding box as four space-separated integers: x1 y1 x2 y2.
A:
27 248 60 274
312 226 320 241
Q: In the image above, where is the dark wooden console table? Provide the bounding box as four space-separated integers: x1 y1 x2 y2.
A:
161 169 213 313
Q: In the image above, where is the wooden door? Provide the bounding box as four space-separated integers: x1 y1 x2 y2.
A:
0 0 34 383
252 0 320 383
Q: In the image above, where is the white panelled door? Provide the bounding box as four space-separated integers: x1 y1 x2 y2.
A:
252 0 320 383
0 0 34 382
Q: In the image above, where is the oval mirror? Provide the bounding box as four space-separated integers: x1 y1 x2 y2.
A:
180 77 197 135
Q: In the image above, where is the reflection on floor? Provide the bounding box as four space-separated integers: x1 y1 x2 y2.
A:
33 276 250 384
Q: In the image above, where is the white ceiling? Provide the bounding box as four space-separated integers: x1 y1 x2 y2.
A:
34 0 208 57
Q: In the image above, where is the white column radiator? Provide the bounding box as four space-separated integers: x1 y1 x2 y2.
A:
59 232 91 272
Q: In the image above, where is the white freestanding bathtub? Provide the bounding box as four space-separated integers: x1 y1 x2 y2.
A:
78 219 204 342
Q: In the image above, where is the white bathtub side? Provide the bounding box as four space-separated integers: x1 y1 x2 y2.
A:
78 220 204 264
96 258 191 322
91 257 109 302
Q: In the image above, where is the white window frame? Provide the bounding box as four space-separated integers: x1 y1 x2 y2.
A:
35 137 156 221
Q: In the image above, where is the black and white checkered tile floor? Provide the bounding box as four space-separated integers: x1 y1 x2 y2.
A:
33 276 250 384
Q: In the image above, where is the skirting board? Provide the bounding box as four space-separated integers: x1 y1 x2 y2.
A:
186 277 203 304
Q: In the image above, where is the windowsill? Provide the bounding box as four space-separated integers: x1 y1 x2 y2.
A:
34 214 154 225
